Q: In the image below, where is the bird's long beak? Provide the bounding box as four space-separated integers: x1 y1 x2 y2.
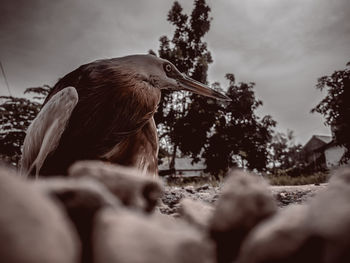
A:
178 74 231 101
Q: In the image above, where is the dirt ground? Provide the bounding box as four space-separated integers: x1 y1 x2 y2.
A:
159 183 328 215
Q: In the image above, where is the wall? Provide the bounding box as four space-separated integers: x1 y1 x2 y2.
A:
303 137 326 164
324 146 346 168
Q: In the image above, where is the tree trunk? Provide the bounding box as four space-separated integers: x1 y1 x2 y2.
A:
169 144 177 171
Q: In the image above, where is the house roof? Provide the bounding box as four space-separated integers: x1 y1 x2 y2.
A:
303 134 334 154
313 135 332 144
303 134 332 148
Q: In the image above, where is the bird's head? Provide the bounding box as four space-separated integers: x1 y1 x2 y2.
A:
117 54 231 101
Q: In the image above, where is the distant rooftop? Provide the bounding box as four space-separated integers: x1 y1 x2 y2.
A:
313 135 332 144
303 134 333 152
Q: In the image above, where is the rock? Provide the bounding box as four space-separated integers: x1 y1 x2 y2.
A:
196 192 214 202
36 177 120 208
196 184 210 191
179 198 214 230
157 201 179 216
160 187 184 215
35 177 120 263
329 166 350 185
159 184 221 216
238 205 314 263
93 208 215 263
184 185 195 194
68 160 163 212
304 167 350 263
274 190 312 206
209 170 277 263
0 166 80 263
238 167 350 263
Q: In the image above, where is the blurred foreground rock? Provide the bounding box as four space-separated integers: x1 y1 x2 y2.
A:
237 167 350 263
1 161 350 263
238 205 314 263
0 166 80 263
304 168 350 263
209 170 277 263
69 160 163 212
179 198 214 230
93 208 215 263
35 177 120 263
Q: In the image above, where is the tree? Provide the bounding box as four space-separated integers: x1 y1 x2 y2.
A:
203 75 276 175
152 0 213 169
268 130 303 175
0 85 50 166
153 1 277 175
311 62 350 161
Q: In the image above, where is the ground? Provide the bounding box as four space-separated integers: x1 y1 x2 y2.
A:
159 183 327 216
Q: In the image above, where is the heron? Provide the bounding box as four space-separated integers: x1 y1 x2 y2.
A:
20 54 230 178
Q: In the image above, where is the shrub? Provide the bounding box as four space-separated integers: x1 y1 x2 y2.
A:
267 172 329 186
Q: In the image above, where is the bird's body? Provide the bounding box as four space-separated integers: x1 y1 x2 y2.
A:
20 55 230 177
38 57 161 176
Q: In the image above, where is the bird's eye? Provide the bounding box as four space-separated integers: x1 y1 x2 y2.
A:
164 64 172 73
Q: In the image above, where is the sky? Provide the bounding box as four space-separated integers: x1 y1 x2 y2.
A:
0 0 349 145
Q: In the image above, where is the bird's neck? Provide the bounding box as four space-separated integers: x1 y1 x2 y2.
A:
101 118 159 176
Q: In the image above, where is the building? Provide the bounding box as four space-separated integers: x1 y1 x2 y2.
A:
323 142 347 168
302 135 347 170
158 157 206 177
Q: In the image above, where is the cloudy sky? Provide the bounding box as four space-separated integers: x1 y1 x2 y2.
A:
1 0 349 144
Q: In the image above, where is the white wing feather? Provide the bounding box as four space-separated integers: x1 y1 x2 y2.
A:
20 87 78 178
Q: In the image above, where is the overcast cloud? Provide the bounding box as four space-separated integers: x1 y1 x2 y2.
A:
0 0 349 144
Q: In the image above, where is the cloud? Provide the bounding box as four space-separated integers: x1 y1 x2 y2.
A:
0 0 175 92
0 0 349 143
203 0 350 142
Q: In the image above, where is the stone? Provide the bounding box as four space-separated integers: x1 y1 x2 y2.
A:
209 170 277 263
36 177 120 208
35 177 120 263
93 208 215 263
196 183 210 191
0 166 80 263
329 166 350 185
68 160 163 212
304 167 350 263
179 198 214 230
184 185 195 194
238 167 350 263
162 188 184 208
238 205 313 263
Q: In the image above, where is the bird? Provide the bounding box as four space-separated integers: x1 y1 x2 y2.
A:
20 54 230 178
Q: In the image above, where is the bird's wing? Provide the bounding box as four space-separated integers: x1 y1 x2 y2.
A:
20 87 78 178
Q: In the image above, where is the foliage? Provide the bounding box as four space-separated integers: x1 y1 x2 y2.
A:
152 0 213 168
24 85 51 100
154 0 276 175
311 62 350 161
0 85 50 166
165 173 220 187
267 172 329 186
1 1 282 176
203 75 276 175
268 130 304 175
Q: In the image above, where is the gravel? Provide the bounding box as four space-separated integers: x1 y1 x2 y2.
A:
270 184 328 206
159 183 328 215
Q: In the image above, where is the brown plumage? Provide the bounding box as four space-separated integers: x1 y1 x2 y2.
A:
20 54 230 177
